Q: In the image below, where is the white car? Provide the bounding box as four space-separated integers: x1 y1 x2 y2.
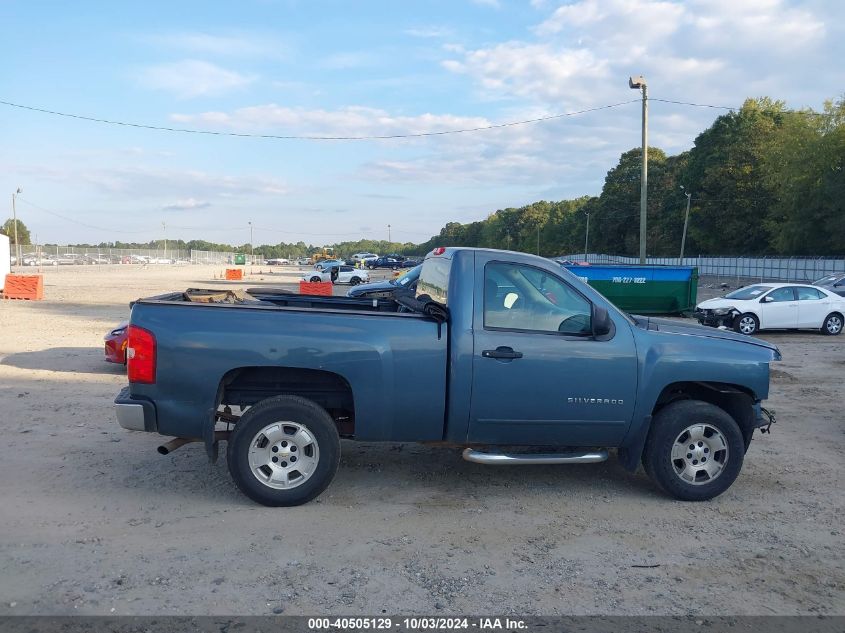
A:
302 265 369 286
351 252 378 262
695 283 844 335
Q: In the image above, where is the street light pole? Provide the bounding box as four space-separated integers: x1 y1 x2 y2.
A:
629 75 648 264
584 211 590 262
162 221 167 260
679 189 692 263
11 187 22 267
249 221 254 261
388 224 391 243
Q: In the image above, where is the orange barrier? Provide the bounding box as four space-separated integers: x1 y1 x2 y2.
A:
224 268 243 280
3 274 44 300
299 281 333 296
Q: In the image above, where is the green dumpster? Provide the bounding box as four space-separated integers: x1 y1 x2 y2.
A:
562 265 698 314
234 254 246 265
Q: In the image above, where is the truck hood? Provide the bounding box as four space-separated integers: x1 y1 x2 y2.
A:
632 315 781 358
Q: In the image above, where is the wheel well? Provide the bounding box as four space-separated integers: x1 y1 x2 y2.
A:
218 367 355 437
652 381 756 447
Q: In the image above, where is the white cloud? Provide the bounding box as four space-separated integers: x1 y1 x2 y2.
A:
405 26 453 39
170 104 491 138
444 0 833 111
18 163 287 198
146 31 288 59
163 198 211 211
443 43 611 106
319 52 378 70
138 60 255 98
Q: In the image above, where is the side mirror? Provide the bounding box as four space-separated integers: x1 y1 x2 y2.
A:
761 296 774 303
592 305 612 337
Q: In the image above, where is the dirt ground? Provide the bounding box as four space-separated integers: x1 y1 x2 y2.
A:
0 264 843 616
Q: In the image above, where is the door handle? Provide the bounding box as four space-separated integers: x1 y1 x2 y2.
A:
482 346 523 359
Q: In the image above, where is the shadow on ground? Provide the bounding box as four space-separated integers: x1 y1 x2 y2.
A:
1 346 125 374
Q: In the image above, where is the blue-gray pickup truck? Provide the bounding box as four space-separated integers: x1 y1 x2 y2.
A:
115 247 780 506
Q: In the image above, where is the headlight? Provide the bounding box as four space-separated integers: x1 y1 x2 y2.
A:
712 307 734 316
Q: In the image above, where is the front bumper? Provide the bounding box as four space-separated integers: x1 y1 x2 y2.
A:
693 309 738 328
114 386 158 432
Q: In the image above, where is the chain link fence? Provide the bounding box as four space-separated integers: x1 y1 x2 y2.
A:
560 254 845 286
12 246 261 267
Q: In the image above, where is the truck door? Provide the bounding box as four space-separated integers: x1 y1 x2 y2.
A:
467 259 638 446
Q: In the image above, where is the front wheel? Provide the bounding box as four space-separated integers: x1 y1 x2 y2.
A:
642 400 745 501
227 395 341 506
821 313 843 335
309 275 322 283
733 312 759 335
349 276 361 286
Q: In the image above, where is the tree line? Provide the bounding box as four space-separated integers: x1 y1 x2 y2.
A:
5 96 843 258
416 96 845 257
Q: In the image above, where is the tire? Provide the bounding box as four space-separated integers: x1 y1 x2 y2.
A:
821 313 843 336
642 400 745 501
349 276 361 286
227 395 341 507
733 312 759 335
310 276 321 283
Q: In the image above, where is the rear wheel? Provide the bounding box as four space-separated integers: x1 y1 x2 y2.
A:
642 400 745 501
227 395 340 506
733 313 759 335
821 313 843 335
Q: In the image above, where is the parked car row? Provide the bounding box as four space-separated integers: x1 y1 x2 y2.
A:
15 253 191 266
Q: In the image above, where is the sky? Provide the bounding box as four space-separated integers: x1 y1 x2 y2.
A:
1 0 842 247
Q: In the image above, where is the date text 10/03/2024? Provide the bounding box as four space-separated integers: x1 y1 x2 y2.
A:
307 617 527 630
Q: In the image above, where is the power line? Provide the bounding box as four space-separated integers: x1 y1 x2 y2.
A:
16 198 150 234
650 98 841 117
0 98 640 140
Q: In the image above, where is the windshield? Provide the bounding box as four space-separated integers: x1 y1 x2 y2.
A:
725 285 772 300
813 274 840 285
390 265 422 287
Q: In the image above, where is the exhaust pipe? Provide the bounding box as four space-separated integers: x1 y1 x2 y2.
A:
157 431 231 455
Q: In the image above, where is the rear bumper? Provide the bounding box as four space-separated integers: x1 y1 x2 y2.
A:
114 386 158 432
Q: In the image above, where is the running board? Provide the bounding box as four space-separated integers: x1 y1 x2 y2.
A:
462 448 608 465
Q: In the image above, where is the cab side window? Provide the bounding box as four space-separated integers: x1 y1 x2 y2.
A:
484 263 592 335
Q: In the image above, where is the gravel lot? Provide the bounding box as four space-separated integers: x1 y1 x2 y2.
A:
1 264 843 616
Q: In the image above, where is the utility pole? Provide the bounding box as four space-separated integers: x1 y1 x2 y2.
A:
249 221 254 261
629 75 648 264
388 224 391 243
11 188 22 267
679 189 692 263
162 221 167 260
584 211 591 262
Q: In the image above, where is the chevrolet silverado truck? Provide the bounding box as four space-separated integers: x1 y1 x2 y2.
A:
114 247 780 507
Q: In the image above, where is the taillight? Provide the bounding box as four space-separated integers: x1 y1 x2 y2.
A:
127 325 156 384
432 247 446 255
